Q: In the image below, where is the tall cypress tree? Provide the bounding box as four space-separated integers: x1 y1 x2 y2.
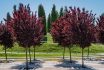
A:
59 7 64 17
13 5 16 12
6 12 11 21
38 4 46 35
64 6 68 14
4 12 11 21
51 4 58 23
47 13 51 32
101 13 104 16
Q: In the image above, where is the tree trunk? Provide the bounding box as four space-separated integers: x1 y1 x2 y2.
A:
29 47 31 63
11 48 13 57
4 46 7 62
63 47 65 60
82 48 84 67
69 47 71 62
26 47 28 70
34 47 35 60
87 47 89 59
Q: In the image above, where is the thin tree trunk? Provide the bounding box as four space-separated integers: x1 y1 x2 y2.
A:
63 47 65 60
82 48 84 67
11 48 13 57
34 47 35 60
4 46 7 62
26 47 28 70
11 48 12 54
87 47 89 59
29 47 31 63
69 47 71 62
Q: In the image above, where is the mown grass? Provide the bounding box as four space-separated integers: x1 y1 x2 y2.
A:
0 33 104 58
1 43 104 53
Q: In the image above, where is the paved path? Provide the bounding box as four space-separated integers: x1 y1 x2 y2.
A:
0 59 104 70
36 60 104 70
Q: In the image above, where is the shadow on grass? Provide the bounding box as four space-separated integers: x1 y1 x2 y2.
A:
55 59 95 70
11 59 44 70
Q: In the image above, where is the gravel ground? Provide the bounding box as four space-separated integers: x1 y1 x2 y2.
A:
0 59 104 70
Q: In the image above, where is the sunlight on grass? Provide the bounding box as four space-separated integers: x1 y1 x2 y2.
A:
0 33 104 58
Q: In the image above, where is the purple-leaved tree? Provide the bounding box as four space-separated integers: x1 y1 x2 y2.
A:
0 22 13 62
7 3 44 69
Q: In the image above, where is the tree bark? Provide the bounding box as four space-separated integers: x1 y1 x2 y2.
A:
69 47 71 62
4 46 7 62
82 48 84 67
63 47 65 60
26 47 28 70
29 47 31 63
11 48 13 57
34 47 35 60
87 47 89 59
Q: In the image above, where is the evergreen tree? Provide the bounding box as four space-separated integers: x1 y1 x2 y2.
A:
64 6 68 14
6 12 11 21
47 13 51 32
51 4 58 23
101 13 104 16
13 5 16 12
3 12 11 22
59 7 64 17
38 4 46 35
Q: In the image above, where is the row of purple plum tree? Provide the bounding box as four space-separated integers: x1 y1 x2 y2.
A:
0 3 104 69
50 7 104 67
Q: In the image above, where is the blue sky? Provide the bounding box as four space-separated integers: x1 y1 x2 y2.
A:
0 0 104 22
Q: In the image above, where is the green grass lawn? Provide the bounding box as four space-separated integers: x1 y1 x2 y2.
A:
0 33 104 58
